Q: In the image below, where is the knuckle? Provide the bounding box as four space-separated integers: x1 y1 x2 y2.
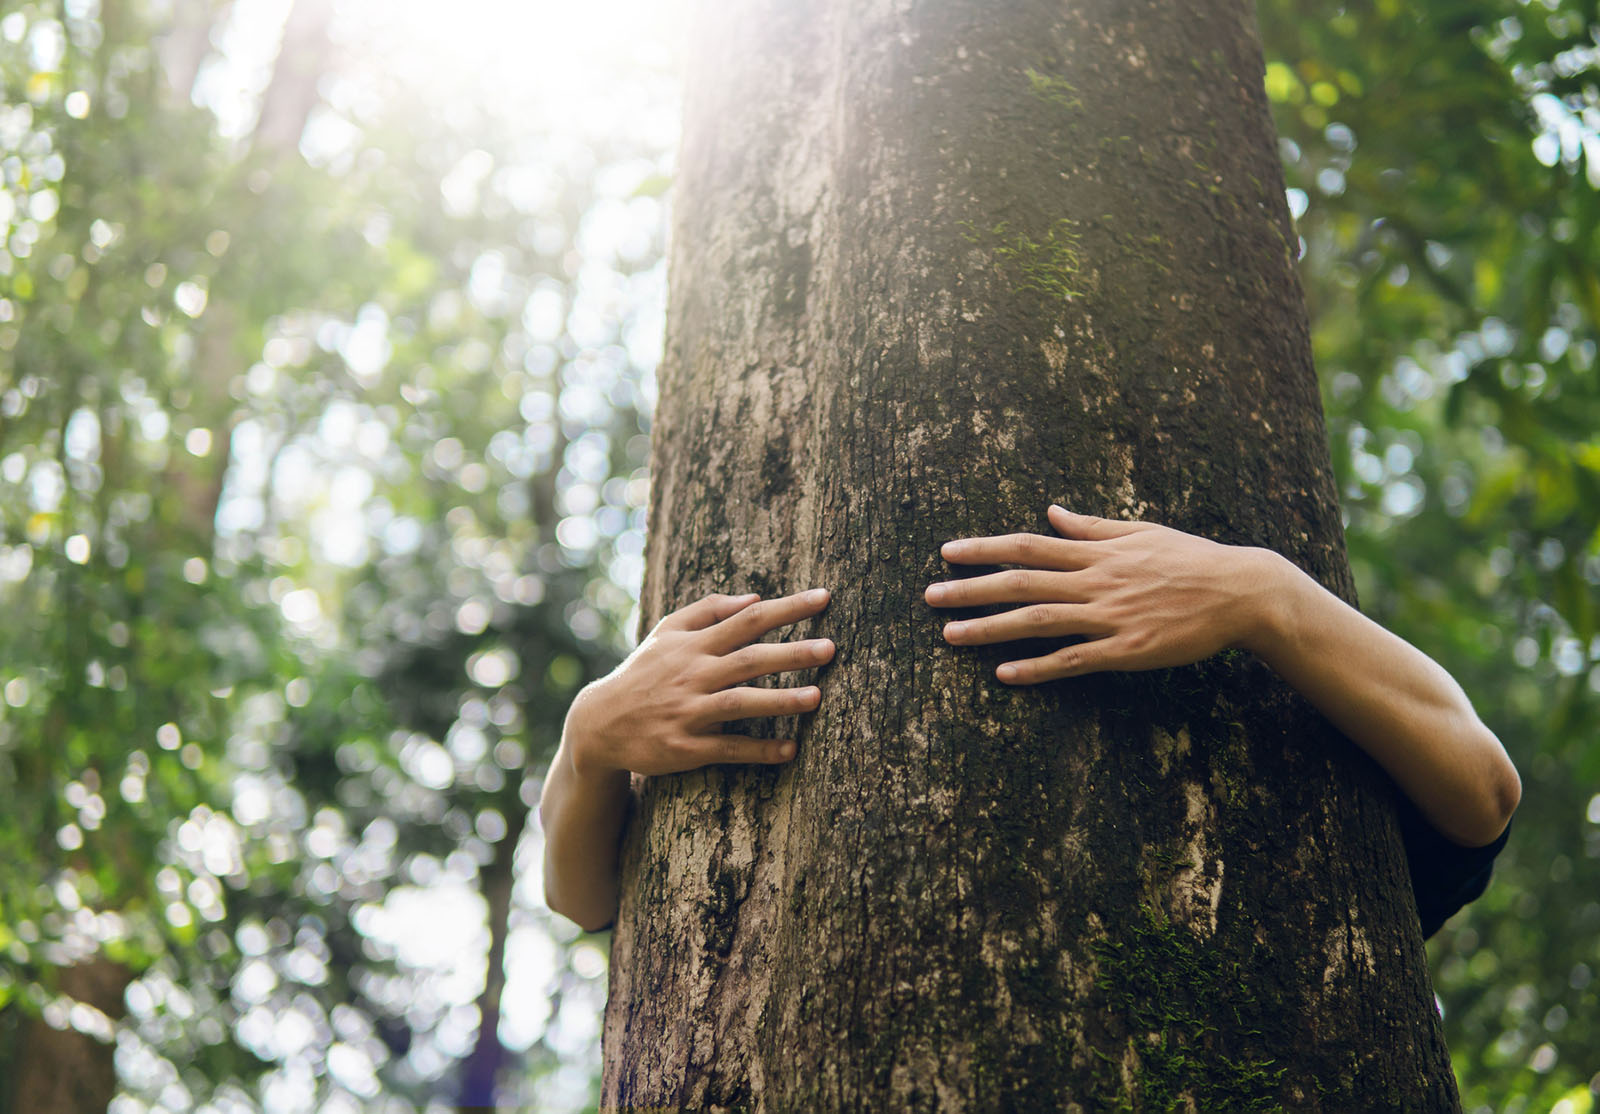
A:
1026 604 1057 628
713 689 743 715
1014 533 1038 555
1004 569 1032 592
676 651 710 684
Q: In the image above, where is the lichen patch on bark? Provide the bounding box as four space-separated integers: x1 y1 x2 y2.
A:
1171 779 1225 936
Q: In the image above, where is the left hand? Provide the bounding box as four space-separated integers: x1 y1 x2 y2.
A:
925 504 1275 684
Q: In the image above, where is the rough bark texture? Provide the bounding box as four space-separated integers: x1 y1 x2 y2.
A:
605 1 1458 1109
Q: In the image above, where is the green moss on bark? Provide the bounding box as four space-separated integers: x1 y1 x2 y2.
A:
1024 67 1082 111
962 217 1086 303
1090 904 1285 1112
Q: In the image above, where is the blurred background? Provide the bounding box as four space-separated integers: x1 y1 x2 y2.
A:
0 0 1594 1111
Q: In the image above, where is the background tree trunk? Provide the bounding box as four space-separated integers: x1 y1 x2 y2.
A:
456 806 527 1110
10 960 132 1114
605 0 1458 1109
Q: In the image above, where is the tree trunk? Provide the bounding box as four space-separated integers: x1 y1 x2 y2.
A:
10 960 133 1114
605 0 1457 1110
457 804 527 1110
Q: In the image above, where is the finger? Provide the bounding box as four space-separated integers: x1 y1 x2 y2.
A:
702 588 831 654
996 638 1126 684
691 685 821 726
684 734 799 767
924 568 1087 608
1047 503 1151 540
939 532 1090 571
941 603 1107 646
710 638 836 686
662 592 761 632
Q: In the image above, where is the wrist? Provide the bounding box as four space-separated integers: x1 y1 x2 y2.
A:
1233 547 1299 659
562 682 627 785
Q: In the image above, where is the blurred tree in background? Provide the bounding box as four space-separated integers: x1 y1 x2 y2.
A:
1 0 672 1108
0 0 1594 1111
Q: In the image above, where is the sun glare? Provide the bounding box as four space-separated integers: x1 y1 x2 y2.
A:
206 0 687 146
346 0 687 130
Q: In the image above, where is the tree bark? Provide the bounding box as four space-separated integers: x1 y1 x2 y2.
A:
605 0 1458 1110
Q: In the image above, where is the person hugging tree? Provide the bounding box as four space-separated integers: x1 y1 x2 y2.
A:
539 504 1519 942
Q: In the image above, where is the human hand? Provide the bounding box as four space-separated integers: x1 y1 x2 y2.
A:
925 505 1277 684
565 588 835 778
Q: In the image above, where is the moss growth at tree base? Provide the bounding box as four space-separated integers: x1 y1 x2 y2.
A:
1089 904 1285 1112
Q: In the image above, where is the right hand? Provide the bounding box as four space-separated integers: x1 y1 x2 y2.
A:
565 588 835 778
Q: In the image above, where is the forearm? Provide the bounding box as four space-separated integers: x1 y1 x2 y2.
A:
1242 550 1520 847
538 703 634 932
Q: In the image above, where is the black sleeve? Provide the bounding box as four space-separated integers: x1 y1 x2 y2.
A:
1398 793 1511 939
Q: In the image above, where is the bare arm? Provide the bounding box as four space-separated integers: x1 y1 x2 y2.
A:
925 504 1520 848
537 716 634 933
1243 549 1519 846
538 589 834 931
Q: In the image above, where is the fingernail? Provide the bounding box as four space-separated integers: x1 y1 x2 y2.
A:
779 742 797 759
810 639 833 654
925 583 947 603
941 541 965 557
944 622 966 640
807 588 829 604
997 664 1018 681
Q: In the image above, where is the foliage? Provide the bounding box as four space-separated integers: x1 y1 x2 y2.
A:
1259 0 1600 1108
0 0 669 1108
